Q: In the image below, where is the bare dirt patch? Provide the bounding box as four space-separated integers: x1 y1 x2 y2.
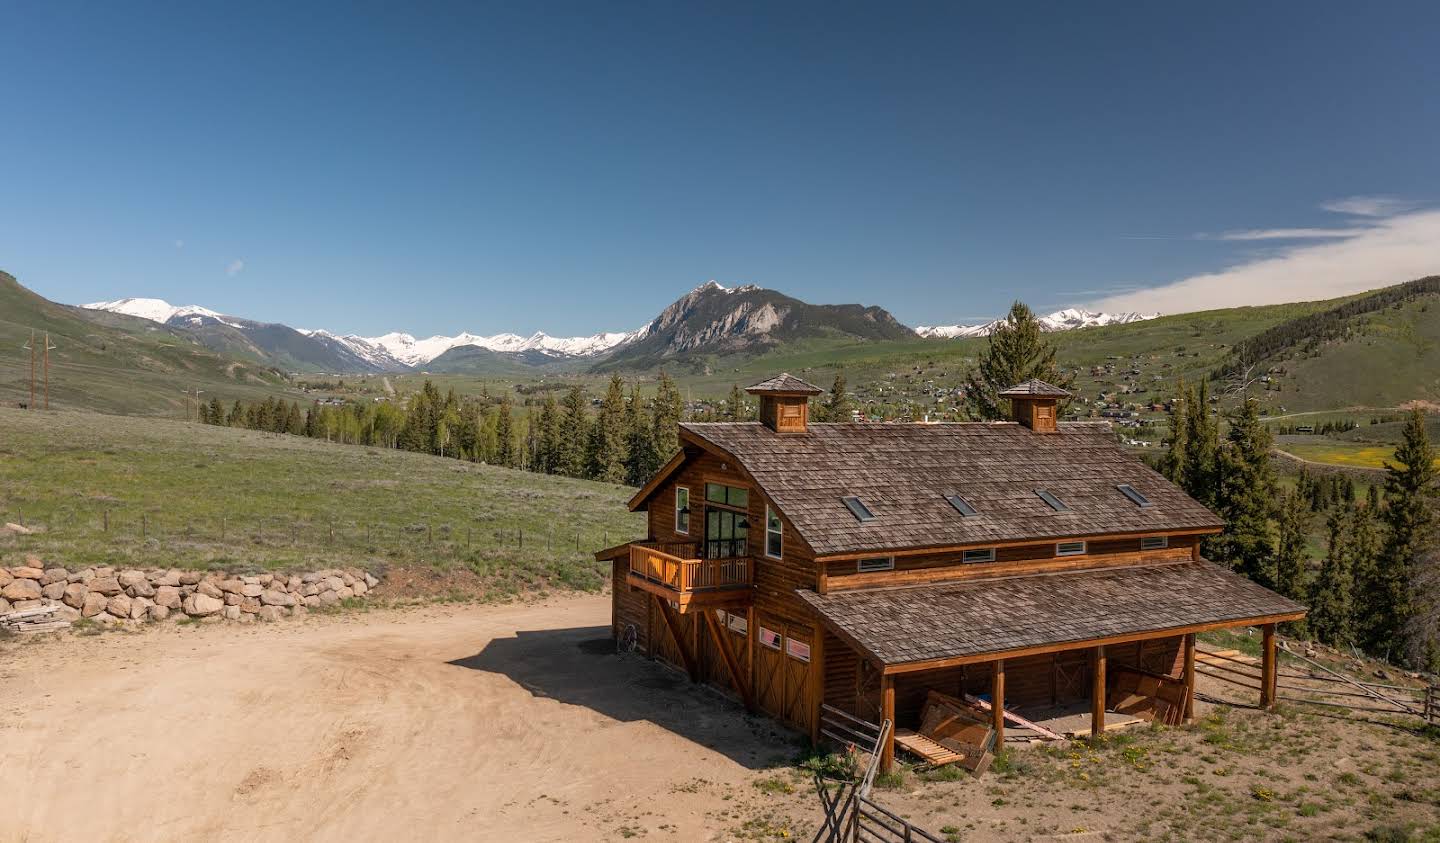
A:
0 596 798 842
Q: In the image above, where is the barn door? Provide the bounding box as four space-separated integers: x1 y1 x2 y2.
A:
752 616 814 733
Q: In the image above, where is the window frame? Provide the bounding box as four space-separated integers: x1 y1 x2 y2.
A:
674 486 690 535
785 638 812 663
841 495 876 522
765 505 784 559
1140 535 1169 551
705 482 749 510
856 556 895 573
945 494 978 517
1035 489 1069 512
961 547 996 564
1117 484 1153 508
1056 540 1087 557
758 626 782 650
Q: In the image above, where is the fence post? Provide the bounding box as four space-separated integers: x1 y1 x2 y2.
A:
575 530 580 550
329 522 334 544
103 510 109 532
428 523 433 543
519 527 524 549
142 513 147 539
467 526 472 549
221 514 226 541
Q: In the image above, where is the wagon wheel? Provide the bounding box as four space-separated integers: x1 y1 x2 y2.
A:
618 623 638 654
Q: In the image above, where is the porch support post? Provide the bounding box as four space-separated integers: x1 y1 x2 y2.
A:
990 659 1005 746
880 672 895 774
1183 633 1197 723
1260 623 1277 711
1090 645 1106 738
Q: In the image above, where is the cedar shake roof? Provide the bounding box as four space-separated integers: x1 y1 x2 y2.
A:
745 373 823 395
798 561 1305 666
679 421 1223 557
998 378 1071 398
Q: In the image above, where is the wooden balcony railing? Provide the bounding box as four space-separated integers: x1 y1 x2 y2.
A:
628 542 752 594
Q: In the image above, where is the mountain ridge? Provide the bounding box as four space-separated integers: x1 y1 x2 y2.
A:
917 307 1158 338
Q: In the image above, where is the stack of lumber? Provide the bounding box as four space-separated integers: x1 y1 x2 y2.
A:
1108 666 1186 726
0 603 71 635
894 690 996 773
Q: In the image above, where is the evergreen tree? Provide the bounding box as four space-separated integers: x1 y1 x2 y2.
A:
651 371 683 460
1180 380 1220 508
1212 397 1277 584
1157 381 1189 484
1371 409 1437 662
535 396 561 474
494 395 515 467
208 397 224 426
1310 506 1357 647
1274 490 1310 603
724 384 748 421
963 301 1065 421
228 399 244 427
559 385 590 478
623 385 658 486
816 372 854 423
587 375 627 483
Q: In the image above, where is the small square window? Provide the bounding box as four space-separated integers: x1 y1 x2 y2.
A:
758 627 782 650
1056 540 1087 557
786 638 811 663
856 557 894 573
765 506 783 559
720 610 748 635
1141 536 1169 550
962 548 996 564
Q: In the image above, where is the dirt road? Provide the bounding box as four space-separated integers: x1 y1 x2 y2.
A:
0 596 795 842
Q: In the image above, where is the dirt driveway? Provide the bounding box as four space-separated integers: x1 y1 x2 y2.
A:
0 596 798 842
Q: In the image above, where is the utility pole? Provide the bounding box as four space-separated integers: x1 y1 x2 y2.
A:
182 386 205 421
22 330 35 409
43 333 56 410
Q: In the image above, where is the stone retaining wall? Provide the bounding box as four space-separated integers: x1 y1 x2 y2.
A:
0 556 379 627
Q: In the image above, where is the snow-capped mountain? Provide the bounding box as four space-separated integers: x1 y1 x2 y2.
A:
83 297 234 327
916 308 1158 338
338 329 639 367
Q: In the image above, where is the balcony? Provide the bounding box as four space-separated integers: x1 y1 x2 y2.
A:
626 541 753 612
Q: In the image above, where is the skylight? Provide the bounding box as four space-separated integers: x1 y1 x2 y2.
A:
842 496 875 523
1117 484 1152 508
1035 489 1069 512
945 495 978 517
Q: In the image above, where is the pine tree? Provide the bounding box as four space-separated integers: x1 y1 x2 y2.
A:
963 301 1065 421
1371 409 1438 662
724 384 748 421
228 400 244 427
623 385 658 486
587 375 627 483
651 371 683 461
1310 507 1356 647
1212 397 1277 584
1274 490 1310 603
1157 381 1189 484
208 397 224 426
1181 380 1220 508
495 395 515 467
559 385 590 478
816 372 854 423
535 396 561 474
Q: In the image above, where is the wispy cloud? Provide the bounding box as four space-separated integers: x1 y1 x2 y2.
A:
1320 195 1423 217
1093 197 1439 315
226 259 245 277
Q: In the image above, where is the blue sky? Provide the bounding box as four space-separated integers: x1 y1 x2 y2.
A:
3 2 1439 336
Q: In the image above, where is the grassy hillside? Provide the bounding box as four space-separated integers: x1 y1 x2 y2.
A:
0 408 644 592
0 271 301 416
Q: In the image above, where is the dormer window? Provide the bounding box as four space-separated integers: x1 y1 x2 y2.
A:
842 496 875 523
1035 489 1069 512
945 495 978 517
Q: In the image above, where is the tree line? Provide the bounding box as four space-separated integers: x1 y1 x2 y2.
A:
1160 383 1439 669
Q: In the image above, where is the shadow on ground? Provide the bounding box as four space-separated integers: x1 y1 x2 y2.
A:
449 624 798 770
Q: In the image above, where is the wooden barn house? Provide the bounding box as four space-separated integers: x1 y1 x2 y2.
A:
597 374 1305 771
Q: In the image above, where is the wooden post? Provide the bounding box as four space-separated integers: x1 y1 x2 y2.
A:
810 630 825 745
1091 645 1107 737
1261 623 1277 710
1183 633 1197 722
880 672 896 774
103 510 109 532
991 659 1006 746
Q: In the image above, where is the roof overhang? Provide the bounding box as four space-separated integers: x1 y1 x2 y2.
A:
798 560 1306 675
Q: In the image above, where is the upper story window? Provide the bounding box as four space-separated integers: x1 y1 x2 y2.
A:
706 483 749 509
962 548 996 564
856 556 895 573
674 487 690 534
1056 540 1087 557
765 506 783 559
1141 535 1169 550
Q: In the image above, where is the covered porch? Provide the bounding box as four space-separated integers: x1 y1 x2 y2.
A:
799 560 1306 772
